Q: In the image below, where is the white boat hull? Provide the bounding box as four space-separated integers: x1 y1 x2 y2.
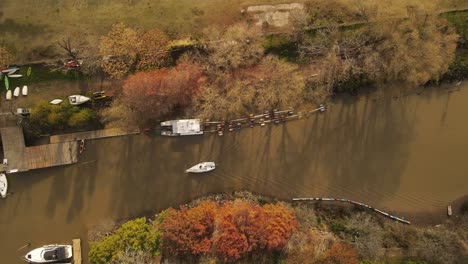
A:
8 74 23 78
0 172 7 198
50 99 63 105
25 244 73 263
186 162 216 173
6 90 12 100
2 68 19 74
22 85 28 96
13 87 20 97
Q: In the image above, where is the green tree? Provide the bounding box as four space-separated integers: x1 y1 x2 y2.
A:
89 217 161 264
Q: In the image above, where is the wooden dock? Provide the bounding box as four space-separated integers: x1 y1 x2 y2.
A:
72 239 82 264
50 127 140 143
1 127 78 173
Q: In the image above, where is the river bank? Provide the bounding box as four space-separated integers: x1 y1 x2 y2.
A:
87 191 468 263
1 81 467 263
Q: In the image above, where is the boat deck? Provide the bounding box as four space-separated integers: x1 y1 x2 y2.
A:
0 127 78 173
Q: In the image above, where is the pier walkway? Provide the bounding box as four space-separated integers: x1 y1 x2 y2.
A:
50 127 140 143
0 127 78 173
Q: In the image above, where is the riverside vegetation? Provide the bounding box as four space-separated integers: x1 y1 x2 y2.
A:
88 192 468 263
0 1 467 131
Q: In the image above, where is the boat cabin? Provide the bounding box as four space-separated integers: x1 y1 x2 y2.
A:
161 119 203 136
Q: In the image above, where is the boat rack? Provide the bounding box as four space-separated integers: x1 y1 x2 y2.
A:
204 104 325 136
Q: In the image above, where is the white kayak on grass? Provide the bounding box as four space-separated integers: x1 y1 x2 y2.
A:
68 95 90 105
186 162 216 173
2 68 19 74
8 74 23 78
0 172 7 198
6 90 12 100
22 85 28 96
25 244 73 263
50 99 63 105
13 87 20 97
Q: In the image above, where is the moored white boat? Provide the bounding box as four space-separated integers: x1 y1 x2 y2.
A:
25 244 73 263
0 172 7 198
68 95 90 105
186 162 216 173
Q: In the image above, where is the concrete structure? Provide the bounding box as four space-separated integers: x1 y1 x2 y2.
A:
0 127 78 173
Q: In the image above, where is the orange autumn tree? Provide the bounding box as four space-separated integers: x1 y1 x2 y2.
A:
214 200 268 262
263 203 298 251
121 63 203 122
137 29 170 71
214 200 297 262
320 242 359 264
160 201 217 256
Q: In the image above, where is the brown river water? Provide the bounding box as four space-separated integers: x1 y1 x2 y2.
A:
1 83 467 263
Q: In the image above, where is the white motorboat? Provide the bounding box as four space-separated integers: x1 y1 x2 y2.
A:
22 85 28 96
13 87 20 97
186 162 216 173
0 172 7 198
25 244 73 263
68 95 90 105
50 99 63 105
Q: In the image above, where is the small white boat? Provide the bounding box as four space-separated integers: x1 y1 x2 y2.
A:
6 90 12 100
8 74 23 78
2 67 19 74
0 172 7 198
13 87 20 97
50 99 63 105
68 95 90 105
22 85 28 96
186 162 216 173
25 244 73 263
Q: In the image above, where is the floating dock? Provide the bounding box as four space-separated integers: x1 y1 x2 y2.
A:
50 127 140 143
72 239 82 264
293 197 411 225
0 127 78 173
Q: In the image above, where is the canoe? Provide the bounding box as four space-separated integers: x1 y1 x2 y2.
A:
27 66 32 77
6 90 12 100
25 244 73 263
13 87 20 97
50 99 63 105
22 85 28 96
8 74 23 78
0 172 7 198
4 75 8 91
186 162 216 173
68 95 91 105
2 68 19 74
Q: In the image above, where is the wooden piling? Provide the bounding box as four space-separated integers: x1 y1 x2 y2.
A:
72 239 82 264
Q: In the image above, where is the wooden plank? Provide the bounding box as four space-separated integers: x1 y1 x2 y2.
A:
50 127 140 143
72 239 82 264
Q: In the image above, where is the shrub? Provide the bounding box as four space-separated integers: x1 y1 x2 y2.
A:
89 217 160 264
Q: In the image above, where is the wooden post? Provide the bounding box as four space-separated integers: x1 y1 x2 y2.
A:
72 239 82 264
